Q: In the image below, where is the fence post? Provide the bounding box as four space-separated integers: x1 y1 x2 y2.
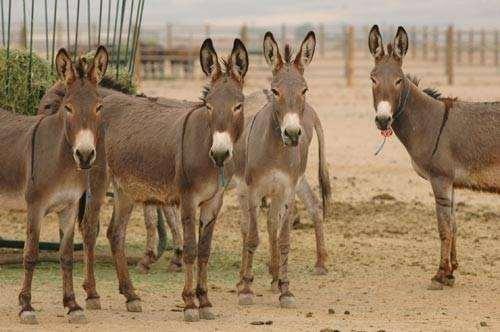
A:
319 23 325 58
446 26 454 85
422 26 428 60
480 29 485 65
410 26 416 59
495 30 499 66
468 29 474 64
456 29 462 63
204 23 210 38
281 23 286 45
345 25 354 87
433 26 439 61
166 23 172 49
240 24 248 46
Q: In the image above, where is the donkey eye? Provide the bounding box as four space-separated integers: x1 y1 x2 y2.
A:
234 103 243 112
395 78 403 85
96 104 103 113
271 88 280 97
64 105 73 113
370 77 377 85
302 88 308 95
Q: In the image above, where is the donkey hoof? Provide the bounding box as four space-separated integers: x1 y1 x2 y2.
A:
68 310 88 324
85 298 101 310
183 309 200 322
19 311 38 325
126 299 142 312
238 293 254 305
270 281 280 294
199 307 216 320
137 262 150 274
444 275 455 286
313 266 328 275
279 295 297 309
428 279 444 290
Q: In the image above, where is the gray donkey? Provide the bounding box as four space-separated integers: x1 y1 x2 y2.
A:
233 31 331 308
80 39 248 322
0 47 108 324
368 25 500 289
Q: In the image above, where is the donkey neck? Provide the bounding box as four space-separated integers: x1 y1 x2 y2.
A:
392 81 445 160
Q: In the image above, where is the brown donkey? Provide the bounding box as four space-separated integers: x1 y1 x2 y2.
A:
368 25 500 289
233 31 331 307
80 38 248 321
0 47 108 324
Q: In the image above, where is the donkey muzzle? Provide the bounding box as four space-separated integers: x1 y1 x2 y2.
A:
74 148 96 169
375 114 392 131
283 127 301 146
210 150 230 167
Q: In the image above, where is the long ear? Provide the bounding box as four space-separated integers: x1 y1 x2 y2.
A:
393 26 409 61
294 31 316 73
263 31 283 72
229 38 249 83
200 38 221 81
88 45 109 84
368 25 385 61
55 48 76 85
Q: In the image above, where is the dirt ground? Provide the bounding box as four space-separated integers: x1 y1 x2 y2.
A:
0 57 499 331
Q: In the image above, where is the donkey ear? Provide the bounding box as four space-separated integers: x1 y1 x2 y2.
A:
88 45 109 84
200 38 221 81
229 38 249 82
368 25 385 61
393 26 409 60
263 31 283 72
294 31 316 72
55 48 76 85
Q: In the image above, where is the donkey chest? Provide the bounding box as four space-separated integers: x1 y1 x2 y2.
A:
255 169 296 198
45 186 84 214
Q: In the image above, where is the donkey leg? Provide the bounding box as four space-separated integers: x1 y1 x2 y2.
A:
180 197 199 322
18 204 43 324
58 205 86 323
429 177 454 290
296 177 328 275
278 198 296 308
196 194 223 320
163 206 183 272
236 189 259 305
267 198 284 294
81 194 104 310
137 204 159 274
106 191 141 311
448 189 458 286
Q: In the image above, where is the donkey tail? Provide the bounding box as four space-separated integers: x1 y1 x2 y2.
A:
312 110 332 220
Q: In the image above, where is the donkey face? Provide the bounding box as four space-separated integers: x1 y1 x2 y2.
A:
368 25 408 133
263 31 315 146
55 46 108 169
200 38 248 167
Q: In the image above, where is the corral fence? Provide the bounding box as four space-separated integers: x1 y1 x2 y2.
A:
136 23 500 85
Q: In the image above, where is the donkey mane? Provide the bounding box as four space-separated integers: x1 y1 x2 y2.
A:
406 74 443 100
283 44 293 63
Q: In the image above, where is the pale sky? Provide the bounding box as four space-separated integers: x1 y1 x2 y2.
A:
8 0 500 28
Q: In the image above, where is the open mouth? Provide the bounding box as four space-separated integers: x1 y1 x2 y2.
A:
380 129 393 137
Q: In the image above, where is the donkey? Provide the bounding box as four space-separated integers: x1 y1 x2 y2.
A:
136 90 329 275
232 31 331 308
368 25 500 289
0 47 108 324
79 38 248 322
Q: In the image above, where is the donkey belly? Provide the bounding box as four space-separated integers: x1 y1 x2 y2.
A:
0 192 27 212
455 165 500 193
113 174 177 205
257 169 296 200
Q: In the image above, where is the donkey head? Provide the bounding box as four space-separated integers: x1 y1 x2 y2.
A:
55 46 108 169
263 31 315 146
368 25 409 133
200 38 248 167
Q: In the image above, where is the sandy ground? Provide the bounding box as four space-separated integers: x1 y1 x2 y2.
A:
0 56 499 331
